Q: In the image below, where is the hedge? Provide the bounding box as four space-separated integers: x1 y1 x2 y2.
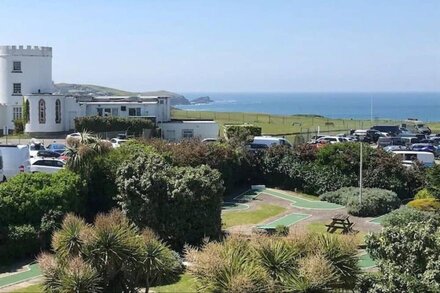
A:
223 124 262 142
320 187 401 217
0 170 85 260
75 116 155 134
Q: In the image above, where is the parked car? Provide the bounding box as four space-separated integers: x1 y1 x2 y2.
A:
409 143 438 156
383 145 407 152
0 145 30 179
316 136 348 144
392 150 435 168
201 138 218 143
402 119 431 135
36 150 61 158
400 136 420 146
29 142 46 158
110 138 128 148
0 150 4 183
46 143 67 154
371 125 401 136
30 158 65 174
377 137 404 148
249 136 292 148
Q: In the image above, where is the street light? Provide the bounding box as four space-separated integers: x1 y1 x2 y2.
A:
359 142 363 204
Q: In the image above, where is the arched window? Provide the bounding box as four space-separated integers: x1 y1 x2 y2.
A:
55 99 61 124
39 99 46 124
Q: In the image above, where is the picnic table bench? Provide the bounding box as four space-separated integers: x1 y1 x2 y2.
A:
326 214 357 234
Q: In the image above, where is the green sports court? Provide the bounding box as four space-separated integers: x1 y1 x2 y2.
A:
257 212 311 229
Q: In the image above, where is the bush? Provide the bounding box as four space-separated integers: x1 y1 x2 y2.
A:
381 206 440 228
13 119 24 134
415 188 435 199
39 211 182 293
426 164 440 199
366 221 440 292
74 116 155 134
321 187 401 217
223 124 262 143
407 198 440 212
115 152 225 249
186 233 360 292
274 225 289 236
145 139 252 193
0 171 85 259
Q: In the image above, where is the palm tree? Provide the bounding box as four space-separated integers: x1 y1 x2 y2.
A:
138 230 182 293
39 210 181 292
64 131 112 175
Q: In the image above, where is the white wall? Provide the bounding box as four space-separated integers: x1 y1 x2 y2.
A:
25 95 65 133
160 121 219 141
0 46 53 130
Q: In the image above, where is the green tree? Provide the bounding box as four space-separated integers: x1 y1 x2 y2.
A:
116 152 225 248
365 221 440 292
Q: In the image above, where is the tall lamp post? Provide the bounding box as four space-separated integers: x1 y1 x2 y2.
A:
359 142 363 204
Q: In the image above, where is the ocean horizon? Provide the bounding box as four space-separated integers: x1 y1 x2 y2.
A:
178 92 440 122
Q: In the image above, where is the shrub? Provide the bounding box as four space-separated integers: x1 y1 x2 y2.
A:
319 187 352 205
40 210 182 293
0 171 85 259
186 233 360 292
223 124 262 143
381 206 440 228
366 221 440 292
415 188 435 199
145 138 252 193
74 116 155 134
407 198 440 212
13 119 24 134
321 187 401 217
274 225 289 236
301 164 354 195
427 164 440 199
115 152 225 249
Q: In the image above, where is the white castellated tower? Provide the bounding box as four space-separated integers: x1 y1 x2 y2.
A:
0 45 54 134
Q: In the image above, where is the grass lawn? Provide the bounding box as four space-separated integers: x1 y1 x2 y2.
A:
151 273 196 292
11 283 43 292
222 203 286 228
172 109 440 142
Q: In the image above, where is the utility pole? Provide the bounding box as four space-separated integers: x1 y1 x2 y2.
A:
359 142 363 204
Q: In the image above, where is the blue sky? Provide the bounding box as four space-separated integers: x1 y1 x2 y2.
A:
0 0 438 92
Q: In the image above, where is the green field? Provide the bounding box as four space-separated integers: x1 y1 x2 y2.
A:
222 203 286 228
172 109 440 142
12 283 43 292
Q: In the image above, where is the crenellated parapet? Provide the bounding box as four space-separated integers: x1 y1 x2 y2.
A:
0 45 52 57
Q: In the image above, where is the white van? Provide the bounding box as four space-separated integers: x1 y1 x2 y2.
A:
0 145 30 180
249 136 292 149
392 150 435 168
0 150 5 183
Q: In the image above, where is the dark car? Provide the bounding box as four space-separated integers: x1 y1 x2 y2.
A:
377 137 404 148
409 143 438 156
46 143 66 154
371 125 401 136
36 150 61 158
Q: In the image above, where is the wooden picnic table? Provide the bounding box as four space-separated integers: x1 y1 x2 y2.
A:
326 214 356 234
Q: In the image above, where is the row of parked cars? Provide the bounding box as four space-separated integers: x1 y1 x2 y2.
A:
0 134 130 183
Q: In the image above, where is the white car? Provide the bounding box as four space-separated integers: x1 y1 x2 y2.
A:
110 138 128 148
29 142 46 158
316 136 349 144
30 158 65 174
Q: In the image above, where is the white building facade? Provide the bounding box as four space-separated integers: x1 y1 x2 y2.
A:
0 45 218 140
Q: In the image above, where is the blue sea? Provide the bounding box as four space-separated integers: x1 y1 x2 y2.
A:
178 92 440 121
